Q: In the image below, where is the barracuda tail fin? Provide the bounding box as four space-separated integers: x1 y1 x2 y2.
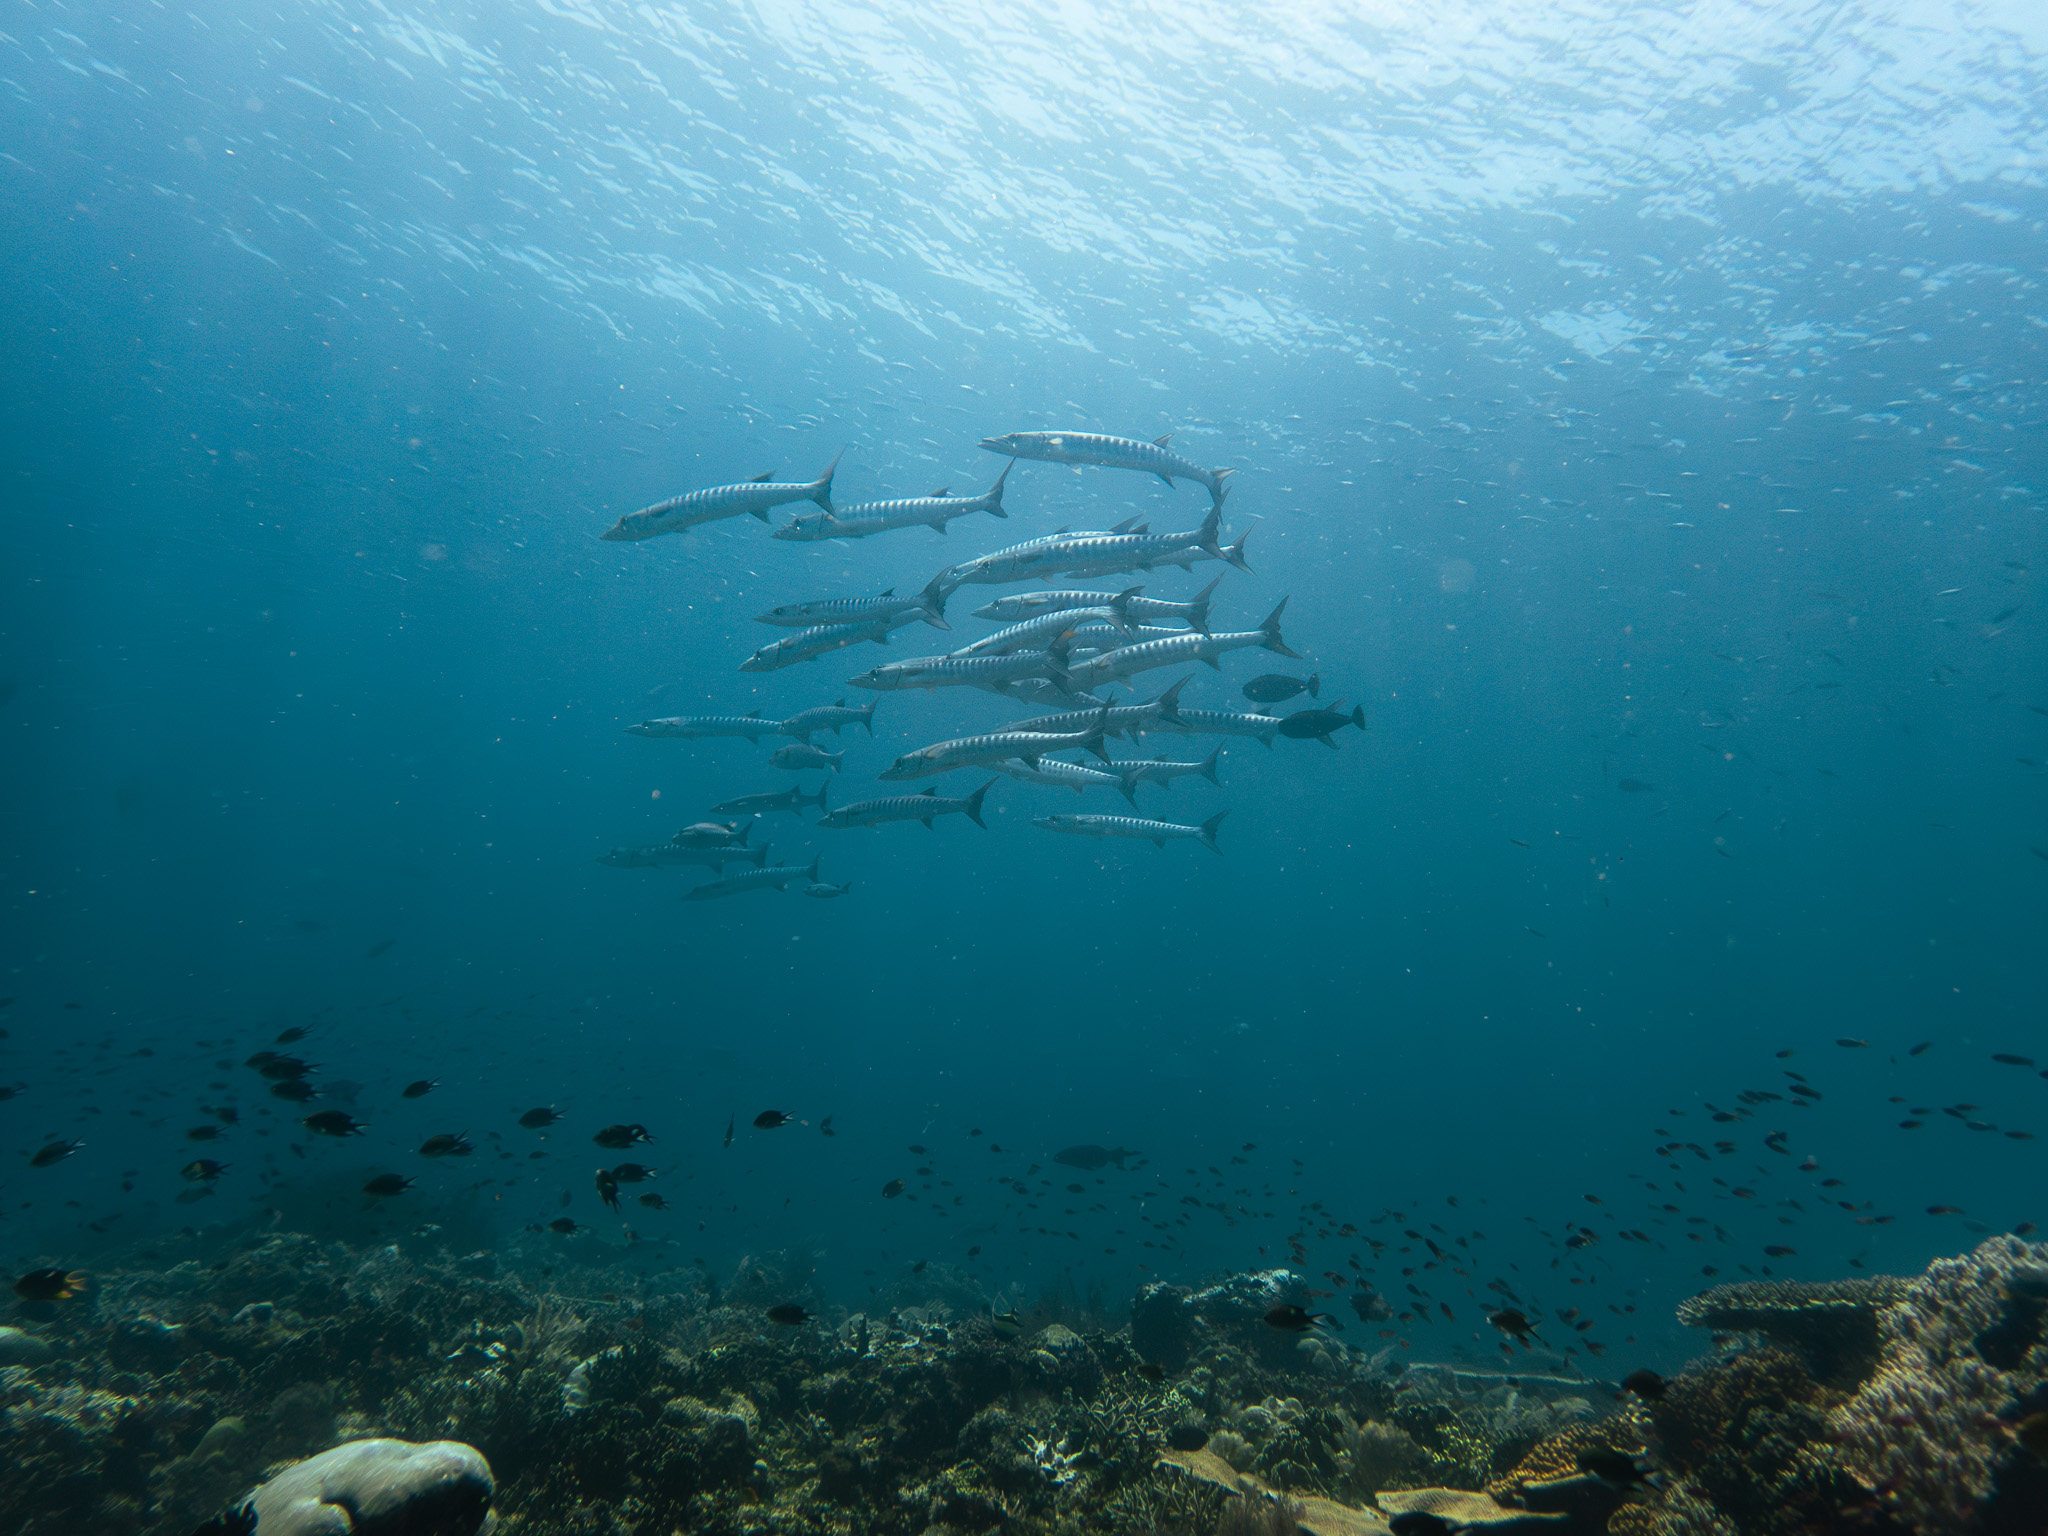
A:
1154 674 1188 723
812 782 830 815
747 844 769 867
1198 744 1221 784
1197 809 1229 855
1219 516 1257 574
1259 597 1300 659
806 855 821 884
1109 586 1143 633
1195 505 1223 558
964 779 994 829
985 458 1013 517
825 750 845 771
810 448 846 513
1351 704 1366 732
1210 468 1235 508
859 699 877 734
1187 576 1220 633
916 569 952 630
1115 769 1142 808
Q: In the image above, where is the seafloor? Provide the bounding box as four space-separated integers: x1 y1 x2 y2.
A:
1 1222 2043 1536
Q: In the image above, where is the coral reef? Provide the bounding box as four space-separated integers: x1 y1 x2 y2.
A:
1674 1276 1912 1389
239 1437 493 1535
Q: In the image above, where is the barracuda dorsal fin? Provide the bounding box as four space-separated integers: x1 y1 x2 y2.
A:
1153 434 1172 446
1110 516 1143 534
930 487 949 497
747 709 762 718
920 787 937 796
752 470 777 483
880 589 894 597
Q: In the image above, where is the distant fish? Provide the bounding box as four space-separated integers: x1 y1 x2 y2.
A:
1054 1144 1135 1170
418 1133 472 1158
882 1178 905 1198
13 1268 86 1302
1992 1054 2035 1067
1276 700 1365 748
979 429 1235 510
754 1110 793 1129
768 744 844 773
594 1123 654 1148
1617 779 1655 793
362 1173 414 1197
303 1111 363 1137
602 453 842 542
1835 1038 1869 1049
519 1106 562 1128
766 1303 813 1325
1263 1304 1329 1331
1619 1368 1666 1401
402 1079 438 1099
30 1140 82 1167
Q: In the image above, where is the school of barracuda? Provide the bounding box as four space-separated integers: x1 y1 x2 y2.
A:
602 428 1364 898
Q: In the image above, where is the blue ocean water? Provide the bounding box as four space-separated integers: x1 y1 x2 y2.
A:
2 0 2043 1372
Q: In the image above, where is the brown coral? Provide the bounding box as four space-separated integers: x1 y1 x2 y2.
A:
1675 1276 1912 1389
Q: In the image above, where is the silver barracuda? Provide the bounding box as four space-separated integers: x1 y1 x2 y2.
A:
1007 676 1188 742
684 856 821 900
1002 678 1109 711
1113 744 1221 794
755 570 953 632
1180 518 1257 575
846 649 1070 696
769 743 843 772
1065 599 1296 691
818 779 994 832
937 518 1145 587
987 757 1139 806
625 711 780 741
949 601 1135 657
972 577 1217 632
1034 510 1247 580
979 430 1234 509
878 710 1110 781
776 698 877 742
595 842 769 871
739 611 921 672
712 784 828 818
772 462 1010 542
601 452 842 541
1138 706 1280 748
1032 809 1229 854
1062 622 1195 656
671 819 754 849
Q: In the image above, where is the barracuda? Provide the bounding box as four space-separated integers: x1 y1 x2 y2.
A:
1008 676 1189 742
987 757 1139 806
601 452 842 541
1033 809 1229 854
949 598 1136 657
979 430 1234 509
624 711 780 741
684 856 821 901
818 780 994 831
939 517 1146 587
1063 623 1195 657
772 462 1011 542
595 842 769 871
739 611 921 672
711 783 828 818
1138 706 1281 747
755 570 953 632
972 577 1218 633
1066 600 1297 690
846 649 1070 696
1113 744 1222 793
878 710 1110 781
776 698 877 742
1037 510 1249 580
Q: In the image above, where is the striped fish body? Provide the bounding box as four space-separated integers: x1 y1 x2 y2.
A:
940 524 1133 586
772 463 1008 543
1063 623 1191 656
1033 809 1228 854
974 581 1215 631
847 649 1064 694
1070 627 1266 688
740 613 914 672
980 431 1233 507
1113 745 1221 789
1141 709 1279 747
684 858 820 900
625 713 777 740
777 699 876 741
952 607 1126 657
603 453 841 541
819 781 992 831
1008 677 1189 742
755 572 951 631
989 757 1139 805
879 717 1108 780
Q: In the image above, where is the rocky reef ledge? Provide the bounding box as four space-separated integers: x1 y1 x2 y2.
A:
3 1233 2043 1535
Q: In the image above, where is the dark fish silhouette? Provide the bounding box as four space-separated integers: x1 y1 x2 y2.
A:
882 1179 905 1198
1242 672 1318 704
754 1110 793 1129
519 1106 562 1128
596 1168 621 1211
611 1162 655 1183
548 1217 578 1234
1488 1308 1538 1342
419 1133 472 1158
1263 1304 1328 1331
1276 700 1364 747
1620 1368 1666 1401
303 1111 364 1137
767 1304 813 1325
1054 1144 1134 1170
637 1192 670 1209
594 1123 654 1148
182 1159 228 1182
362 1173 414 1197
1617 778 1655 793
13 1267 86 1301
402 1079 438 1098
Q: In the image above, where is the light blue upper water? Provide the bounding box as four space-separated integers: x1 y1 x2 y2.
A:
3 0 2044 1368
